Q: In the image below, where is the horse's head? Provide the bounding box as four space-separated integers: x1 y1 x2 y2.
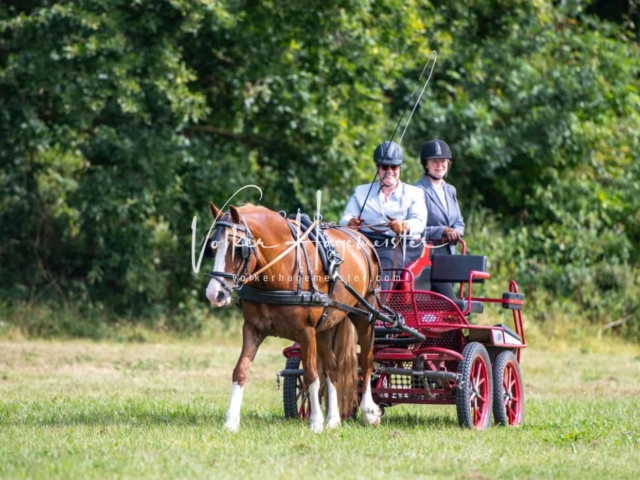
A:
205 203 258 307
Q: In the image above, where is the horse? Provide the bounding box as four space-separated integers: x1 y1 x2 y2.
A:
204 203 384 432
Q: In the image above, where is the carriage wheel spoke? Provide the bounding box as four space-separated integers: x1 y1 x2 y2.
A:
474 362 483 383
507 404 516 424
507 370 516 392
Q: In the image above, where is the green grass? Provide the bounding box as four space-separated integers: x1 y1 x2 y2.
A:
1 335 640 479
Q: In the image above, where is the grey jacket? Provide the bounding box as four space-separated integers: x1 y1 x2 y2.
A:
414 176 465 255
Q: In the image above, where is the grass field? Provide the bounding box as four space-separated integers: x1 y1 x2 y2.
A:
1 329 640 479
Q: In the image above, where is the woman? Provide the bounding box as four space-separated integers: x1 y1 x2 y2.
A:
414 139 465 300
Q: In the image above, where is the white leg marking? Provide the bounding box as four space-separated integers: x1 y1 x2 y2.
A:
308 378 324 433
325 377 341 429
360 381 382 427
206 240 232 306
224 382 244 432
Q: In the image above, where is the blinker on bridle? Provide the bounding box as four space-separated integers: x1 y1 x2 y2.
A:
205 212 257 293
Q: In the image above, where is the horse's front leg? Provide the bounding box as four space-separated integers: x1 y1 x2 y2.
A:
353 315 382 426
225 322 265 432
316 329 340 430
299 327 324 433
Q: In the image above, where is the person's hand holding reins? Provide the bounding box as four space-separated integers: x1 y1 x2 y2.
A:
386 216 408 235
347 217 363 229
442 226 460 245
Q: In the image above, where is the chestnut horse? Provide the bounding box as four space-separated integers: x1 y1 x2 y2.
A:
204 203 383 432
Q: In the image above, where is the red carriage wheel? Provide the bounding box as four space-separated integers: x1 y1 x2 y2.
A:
492 351 524 426
283 357 310 419
455 342 493 430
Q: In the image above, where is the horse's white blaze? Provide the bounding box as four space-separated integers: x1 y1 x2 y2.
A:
308 378 324 433
206 239 232 306
325 377 341 429
224 381 244 432
359 381 382 426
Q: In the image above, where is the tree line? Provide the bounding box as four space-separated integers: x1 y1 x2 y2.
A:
1 1 638 337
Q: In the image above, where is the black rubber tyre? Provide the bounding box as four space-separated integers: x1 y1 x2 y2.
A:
455 342 493 430
282 357 310 419
492 350 525 426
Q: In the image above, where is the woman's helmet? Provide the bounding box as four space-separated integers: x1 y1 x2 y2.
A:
373 141 404 166
420 139 452 163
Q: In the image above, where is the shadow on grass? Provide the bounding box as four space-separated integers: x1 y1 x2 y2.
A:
1 395 344 428
380 410 459 428
1 402 459 429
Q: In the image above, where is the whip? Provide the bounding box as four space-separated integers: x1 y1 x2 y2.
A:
356 51 438 221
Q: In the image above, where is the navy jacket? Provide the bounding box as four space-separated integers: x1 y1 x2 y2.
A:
414 176 465 255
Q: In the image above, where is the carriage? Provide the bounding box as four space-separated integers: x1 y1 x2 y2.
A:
278 240 526 430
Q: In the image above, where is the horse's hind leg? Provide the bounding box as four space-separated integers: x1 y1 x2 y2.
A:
225 322 265 432
299 327 324 433
352 314 382 426
316 329 340 429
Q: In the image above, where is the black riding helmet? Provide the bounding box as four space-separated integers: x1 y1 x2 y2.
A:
420 139 452 163
373 140 404 166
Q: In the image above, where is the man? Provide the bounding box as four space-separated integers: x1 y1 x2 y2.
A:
340 140 427 274
414 138 465 299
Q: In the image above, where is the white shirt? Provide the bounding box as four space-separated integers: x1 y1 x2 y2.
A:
339 181 427 237
433 181 447 211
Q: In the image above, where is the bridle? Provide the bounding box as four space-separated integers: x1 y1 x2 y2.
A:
205 213 258 294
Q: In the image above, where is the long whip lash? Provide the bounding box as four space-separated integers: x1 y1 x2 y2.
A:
356 51 438 221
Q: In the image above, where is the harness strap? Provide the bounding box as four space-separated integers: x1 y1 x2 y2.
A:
315 278 336 331
237 285 368 318
332 226 380 295
332 271 426 341
244 219 319 282
285 220 307 295
285 219 337 331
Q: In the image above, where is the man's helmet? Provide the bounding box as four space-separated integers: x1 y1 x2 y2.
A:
373 141 404 166
420 139 452 163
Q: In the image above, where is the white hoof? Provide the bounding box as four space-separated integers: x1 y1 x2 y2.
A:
325 415 341 430
361 411 381 427
360 406 382 427
310 418 324 433
224 418 240 432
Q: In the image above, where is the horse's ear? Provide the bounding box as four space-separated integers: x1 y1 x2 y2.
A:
229 205 241 224
209 202 222 220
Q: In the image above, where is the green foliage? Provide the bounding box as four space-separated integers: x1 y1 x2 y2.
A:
465 207 640 335
1 1 639 338
407 1 640 261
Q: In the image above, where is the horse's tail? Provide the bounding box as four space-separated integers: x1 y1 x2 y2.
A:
332 318 359 417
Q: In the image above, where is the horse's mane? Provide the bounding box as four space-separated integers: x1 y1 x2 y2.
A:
235 203 283 223
236 202 264 214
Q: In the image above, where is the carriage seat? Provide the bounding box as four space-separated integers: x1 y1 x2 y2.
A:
431 254 488 314
453 299 484 314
